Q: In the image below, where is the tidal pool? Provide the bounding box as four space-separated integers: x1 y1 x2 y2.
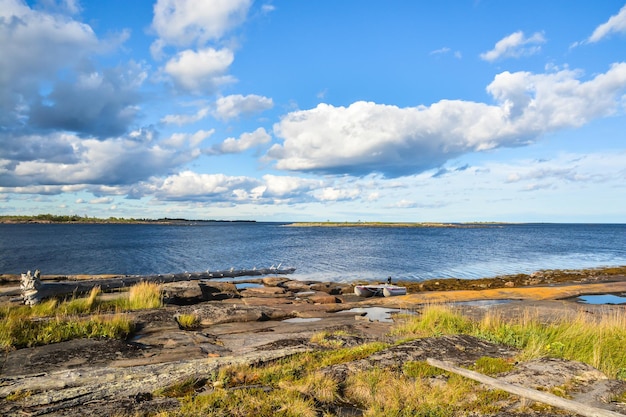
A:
337 307 402 323
576 294 626 305
235 282 263 289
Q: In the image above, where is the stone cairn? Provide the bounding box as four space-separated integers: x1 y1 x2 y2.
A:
21 269 42 306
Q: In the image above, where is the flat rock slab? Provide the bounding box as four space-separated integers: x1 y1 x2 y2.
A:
1 338 145 377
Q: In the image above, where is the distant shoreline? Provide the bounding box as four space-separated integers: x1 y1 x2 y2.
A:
285 221 510 228
0 215 256 225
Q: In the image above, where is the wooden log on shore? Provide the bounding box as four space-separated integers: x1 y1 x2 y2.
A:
427 358 625 417
20 267 295 305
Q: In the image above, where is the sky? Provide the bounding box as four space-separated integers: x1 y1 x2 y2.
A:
1 0 625 223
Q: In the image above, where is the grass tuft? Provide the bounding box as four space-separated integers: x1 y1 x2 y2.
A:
126 281 163 310
176 313 201 330
391 304 474 338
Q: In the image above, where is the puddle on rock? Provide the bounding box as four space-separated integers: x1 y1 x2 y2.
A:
338 307 401 323
282 317 322 323
236 282 263 290
452 299 513 308
576 294 626 305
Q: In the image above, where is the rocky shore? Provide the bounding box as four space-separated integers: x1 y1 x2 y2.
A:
1 268 625 416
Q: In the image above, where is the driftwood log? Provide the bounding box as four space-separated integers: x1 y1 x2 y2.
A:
20 267 295 305
427 358 625 417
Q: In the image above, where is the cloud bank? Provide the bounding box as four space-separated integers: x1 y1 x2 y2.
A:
267 63 626 178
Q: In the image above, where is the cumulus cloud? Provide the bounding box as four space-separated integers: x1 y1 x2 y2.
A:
315 187 360 202
161 129 214 149
214 94 274 120
164 47 236 94
0 1 140 140
480 31 546 62
0 0 98 124
0 132 198 189
151 0 252 52
259 174 320 199
141 170 259 202
29 64 146 139
120 171 322 205
208 128 271 155
161 107 210 125
267 63 626 178
588 4 626 43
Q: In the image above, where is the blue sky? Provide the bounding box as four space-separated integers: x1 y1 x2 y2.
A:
1 0 625 222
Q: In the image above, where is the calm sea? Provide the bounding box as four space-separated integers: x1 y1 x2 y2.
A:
1 223 625 282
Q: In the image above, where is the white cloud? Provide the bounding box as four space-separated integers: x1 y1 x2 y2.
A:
214 94 274 120
315 187 360 202
588 4 626 43
125 171 322 204
430 47 450 55
161 107 210 125
0 132 198 188
267 63 626 177
0 184 86 195
480 31 546 62
261 174 317 195
209 127 271 155
161 129 214 148
89 197 113 204
151 0 252 55
164 47 236 93
37 0 83 14
0 0 98 125
261 4 275 14
500 152 625 188
430 47 462 59
148 170 257 201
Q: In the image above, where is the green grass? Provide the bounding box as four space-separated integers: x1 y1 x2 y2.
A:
125 281 163 310
147 305 626 417
0 313 133 349
472 356 515 376
394 304 626 380
0 282 163 350
344 367 471 417
391 304 475 337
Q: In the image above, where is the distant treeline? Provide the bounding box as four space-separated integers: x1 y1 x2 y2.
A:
0 214 255 224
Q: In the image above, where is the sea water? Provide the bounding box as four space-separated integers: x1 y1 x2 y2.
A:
1 223 625 282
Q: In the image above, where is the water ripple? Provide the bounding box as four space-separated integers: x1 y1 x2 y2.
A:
1 223 625 281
